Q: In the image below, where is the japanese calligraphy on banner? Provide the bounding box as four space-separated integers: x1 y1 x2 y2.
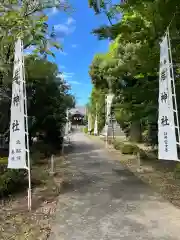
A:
8 38 27 169
158 32 178 160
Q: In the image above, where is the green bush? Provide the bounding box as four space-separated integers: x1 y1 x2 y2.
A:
30 150 43 164
0 165 26 197
120 143 139 154
83 127 88 133
113 140 124 150
113 140 139 155
30 141 54 163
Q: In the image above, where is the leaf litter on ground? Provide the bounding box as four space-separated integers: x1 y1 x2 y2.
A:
0 156 67 240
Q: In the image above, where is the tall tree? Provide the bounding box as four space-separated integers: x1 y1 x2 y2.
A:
25 56 75 149
0 0 70 83
88 0 180 144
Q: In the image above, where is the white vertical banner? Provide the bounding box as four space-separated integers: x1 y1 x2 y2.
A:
94 114 98 135
105 93 114 137
65 110 69 136
65 122 69 136
94 103 98 135
68 121 71 132
88 113 92 132
8 38 27 169
158 32 178 160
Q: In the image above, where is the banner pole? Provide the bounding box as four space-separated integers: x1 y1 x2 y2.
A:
105 95 108 147
27 163 32 211
22 40 31 211
167 29 180 146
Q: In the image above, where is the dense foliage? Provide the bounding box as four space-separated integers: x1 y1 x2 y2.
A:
0 0 71 83
0 1 75 195
88 0 180 145
0 56 75 153
26 57 75 151
0 0 74 148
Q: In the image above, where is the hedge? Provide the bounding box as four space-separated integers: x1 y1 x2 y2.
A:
83 127 88 134
0 157 27 197
112 139 154 164
113 140 139 154
113 140 124 150
120 143 139 154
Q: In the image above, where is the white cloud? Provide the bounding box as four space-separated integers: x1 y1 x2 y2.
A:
54 24 69 34
54 17 76 38
57 72 81 85
63 72 74 79
66 17 76 25
71 44 78 48
68 80 81 85
57 72 74 80
59 51 68 56
54 24 76 36
57 73 62 78
49 7 58 16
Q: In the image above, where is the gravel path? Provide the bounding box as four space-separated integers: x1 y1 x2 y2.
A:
49 131 180 240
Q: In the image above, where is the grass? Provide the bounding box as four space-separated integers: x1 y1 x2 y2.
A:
0 155 67 240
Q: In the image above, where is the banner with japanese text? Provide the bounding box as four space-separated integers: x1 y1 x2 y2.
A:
158 32 178 160
88 113 92 132
8 38 27 169
94 114 98 135
65 122 69 136
105 94 114 137
65 109 70 136
68 120 71 132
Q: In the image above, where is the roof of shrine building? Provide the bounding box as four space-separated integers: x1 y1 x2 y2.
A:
70 106 86 116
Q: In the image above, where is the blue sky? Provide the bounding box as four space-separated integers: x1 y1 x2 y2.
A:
47 0 110 106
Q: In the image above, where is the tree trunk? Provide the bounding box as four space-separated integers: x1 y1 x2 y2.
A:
129 121 142 142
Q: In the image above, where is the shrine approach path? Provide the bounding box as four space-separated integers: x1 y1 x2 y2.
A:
49 130 180 240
